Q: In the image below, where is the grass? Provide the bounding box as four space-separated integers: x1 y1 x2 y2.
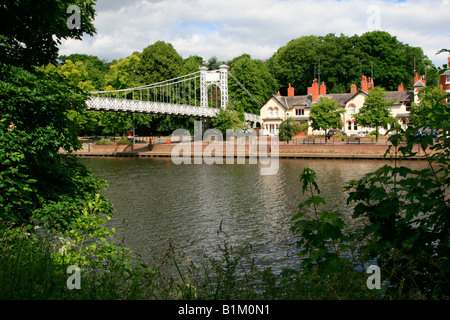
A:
1 225 445 300
0 230 377 300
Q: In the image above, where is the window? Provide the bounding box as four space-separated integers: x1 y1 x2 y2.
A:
354 122 358 131
348 104 356 115
447 75 450 84
348 121 352 130
274 107 279 117
296 108 305 116
268 107 273 117
405 103 411 112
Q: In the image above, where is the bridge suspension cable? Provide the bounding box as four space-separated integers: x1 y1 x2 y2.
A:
228 72 263 107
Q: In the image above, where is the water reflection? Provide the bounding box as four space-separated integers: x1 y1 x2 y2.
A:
81 158 427 273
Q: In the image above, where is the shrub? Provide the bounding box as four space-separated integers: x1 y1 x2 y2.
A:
117 137 132 145
95 138 114 145
334 132 345 141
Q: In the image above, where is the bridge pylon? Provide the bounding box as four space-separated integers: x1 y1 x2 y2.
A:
200 64 229 109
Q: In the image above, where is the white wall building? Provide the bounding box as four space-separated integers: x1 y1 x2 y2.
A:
261 74 421 137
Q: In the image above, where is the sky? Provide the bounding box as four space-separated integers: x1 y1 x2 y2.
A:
59 0 450 68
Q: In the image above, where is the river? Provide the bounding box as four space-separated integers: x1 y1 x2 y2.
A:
80 157 427 274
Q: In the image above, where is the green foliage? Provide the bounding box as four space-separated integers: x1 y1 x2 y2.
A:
229 54 279 114
268 36 320 95
104 54 141 90
309 97 345 134
0 212 161 300
136 41 183 84
290 168 372 299
59 59 96 92
95 138 115 145
116 137 132 145
179 55 204 76
0 63 110 232
0 0 97 69
289 87 450 299
354 87 395 141
334 132 345 141
58 54 111 90
207 56 221 70
210 106 246 135
278 118 307 142
268 32 434 95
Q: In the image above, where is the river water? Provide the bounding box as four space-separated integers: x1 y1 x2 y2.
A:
80 157 427 274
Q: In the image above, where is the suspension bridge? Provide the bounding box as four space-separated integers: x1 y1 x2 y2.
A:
86 65 262 126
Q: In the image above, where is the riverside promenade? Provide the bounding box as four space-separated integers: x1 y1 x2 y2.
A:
64 136 429 161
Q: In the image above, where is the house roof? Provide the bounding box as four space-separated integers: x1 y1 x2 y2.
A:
320 92 359 106
385 91 414 104
263 89 414 110
266 94 312 110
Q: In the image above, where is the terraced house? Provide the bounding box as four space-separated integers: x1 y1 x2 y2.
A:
260 54 450 137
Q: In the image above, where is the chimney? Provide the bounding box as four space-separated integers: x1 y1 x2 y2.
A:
320 82 327 95
287 83 295 97
414 72 420 84
277 90 281 96
361 75 369 92
398 83 404 91
308 79 320 102
368 77 374 90
351 83 357 94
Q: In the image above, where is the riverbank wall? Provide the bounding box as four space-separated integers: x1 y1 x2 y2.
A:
63 140 429 160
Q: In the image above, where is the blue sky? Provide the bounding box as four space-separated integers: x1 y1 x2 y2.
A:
59 0 450 67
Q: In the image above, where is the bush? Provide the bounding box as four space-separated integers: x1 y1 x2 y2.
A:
117 137 132 145
334 132 345 141
95 138 114 145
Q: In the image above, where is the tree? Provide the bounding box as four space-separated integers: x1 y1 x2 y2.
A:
0 0 97 69
136 41 183 84
410 86 449 130
207 56 221 70
0 0 111 232
309 97 345 142
229 54 279 114
179 55 204 76
0 63 111 232
267 32 432 95
267 36 320 95
354 87 395 142
210 106 246 135
104 54 141 90
58 53 111 90
59 59 96 92
279 118 308 143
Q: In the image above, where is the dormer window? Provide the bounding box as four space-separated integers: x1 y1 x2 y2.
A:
295 108 305 116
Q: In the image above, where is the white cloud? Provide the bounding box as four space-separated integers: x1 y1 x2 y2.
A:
58 0 450 67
